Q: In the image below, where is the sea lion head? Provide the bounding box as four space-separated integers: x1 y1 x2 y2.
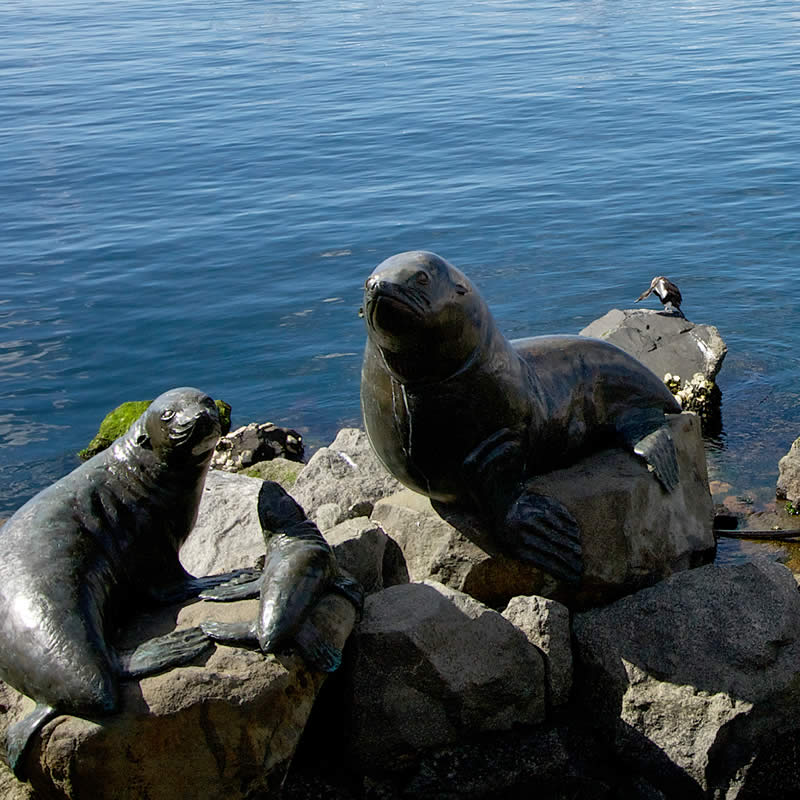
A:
363 251 492 383
134 387 221 462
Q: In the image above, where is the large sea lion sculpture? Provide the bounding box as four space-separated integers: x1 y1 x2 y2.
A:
0 387 252 779
361 251 682 585
200 481 363 672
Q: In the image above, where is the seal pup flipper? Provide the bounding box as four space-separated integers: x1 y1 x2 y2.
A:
199 572 265 602
617 408 679 492
500 492 583 586
119 626 215 677
200 620 259 645
4 703 57 779
294 624 343 673
332 574 365 616
155 567 262 605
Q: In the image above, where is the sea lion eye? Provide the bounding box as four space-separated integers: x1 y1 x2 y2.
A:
455 284 468 295
416 271 430 286
160 409 176 422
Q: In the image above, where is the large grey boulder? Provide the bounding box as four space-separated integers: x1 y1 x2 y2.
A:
776 436 800 504
0 591 357 799
291 428 403 529
580 308 726 384
371 413 715 609
572 559 800 799
180 468 264 576
324 516 409 595
340 581 546 771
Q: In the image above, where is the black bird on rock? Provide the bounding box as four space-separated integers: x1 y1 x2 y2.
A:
636 276 685 318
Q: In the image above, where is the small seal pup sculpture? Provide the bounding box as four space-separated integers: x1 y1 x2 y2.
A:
0 387 246 779
636 275 685 318
361 251 682 585
200 481 363 672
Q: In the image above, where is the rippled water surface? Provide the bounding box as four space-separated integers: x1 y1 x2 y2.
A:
3 1 799 548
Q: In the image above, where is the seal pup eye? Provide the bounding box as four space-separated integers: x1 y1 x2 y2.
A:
160 409 176 421
455 284 468 295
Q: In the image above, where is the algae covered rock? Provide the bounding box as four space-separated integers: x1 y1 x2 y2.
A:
78 400 152 460
78 399 231 461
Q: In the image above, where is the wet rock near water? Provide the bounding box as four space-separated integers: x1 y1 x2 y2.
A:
777 436 800 506
211 421 304 471
580 308 727 383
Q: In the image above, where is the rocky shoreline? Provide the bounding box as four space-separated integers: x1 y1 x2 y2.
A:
6 308 800 798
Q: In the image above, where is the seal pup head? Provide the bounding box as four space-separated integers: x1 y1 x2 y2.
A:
132 387 221 462
363 251 492 383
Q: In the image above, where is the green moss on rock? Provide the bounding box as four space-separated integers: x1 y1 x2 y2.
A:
215 399 232 436
78 401 152 461
79 397 233 461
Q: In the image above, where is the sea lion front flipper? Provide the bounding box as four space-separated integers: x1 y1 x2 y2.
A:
500 491 583 586
293 623 343 673
618 408 679 492
119 626 215 677
199 572 265 602
200 620 259 646
4 703 57 779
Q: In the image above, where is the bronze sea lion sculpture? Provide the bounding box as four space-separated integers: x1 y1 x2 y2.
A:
360 251 682 585
200 481 363 672
0 387 248 778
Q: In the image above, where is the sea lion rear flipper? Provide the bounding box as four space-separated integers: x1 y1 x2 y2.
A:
200 620 259 645
294 623 343 673
618 409 679 492
4 703 57 779
120 626 215 677
332 573 365 616
501 492 583 586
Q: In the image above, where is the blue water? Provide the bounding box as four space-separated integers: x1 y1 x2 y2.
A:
3 1 800 537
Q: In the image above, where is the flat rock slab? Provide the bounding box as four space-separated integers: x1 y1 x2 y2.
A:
180 468 265 576
572 559 800 799
0 592 356 800
372 413 715 609
580 308 726 384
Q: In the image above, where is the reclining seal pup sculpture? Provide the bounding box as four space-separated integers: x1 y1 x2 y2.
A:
200 481 363 673
0 387 251 779
360 251 682 585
